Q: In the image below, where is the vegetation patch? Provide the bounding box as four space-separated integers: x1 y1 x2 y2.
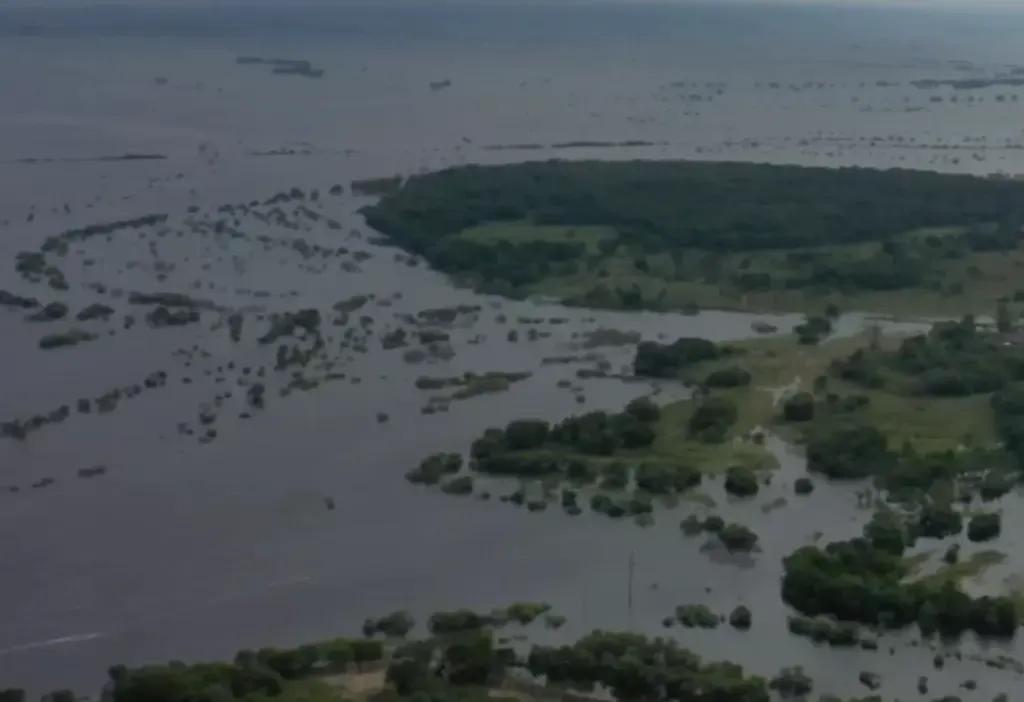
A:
782 512 1018 640
415 371 532 402
362 159 1024 315
38 328 97 350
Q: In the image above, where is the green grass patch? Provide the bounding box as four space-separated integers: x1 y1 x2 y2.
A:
488 226 1024 318
646 394 778 474
281 680 349 702
459 222 614 252
684 331 1000 454
908 549 1007 589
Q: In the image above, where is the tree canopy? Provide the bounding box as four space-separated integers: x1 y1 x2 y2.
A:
360 160 1024 300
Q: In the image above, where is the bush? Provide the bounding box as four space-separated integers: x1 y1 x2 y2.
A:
719 523 759 552
794 477 815 495
688 396 738 441
504 602 552 625
967 513 1002 542
503 419 550 450
634 337 720 378
625 396 661 422
635 461 701 494
806 422 891 479
675 604 719 629
428 610 491 635
680 515 703 536
703 366 752 389
729 605 752 630
724 465 759 497
406 452 462 485
782 392 815 422
363 611 415 638
440 475 474 495
770 667 813 698
914 503 962 539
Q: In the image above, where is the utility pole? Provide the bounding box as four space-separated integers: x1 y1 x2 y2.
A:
627 550 635 627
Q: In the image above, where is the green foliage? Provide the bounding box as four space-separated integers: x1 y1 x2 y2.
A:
440 475 474 496
769 667 813 698
863 511 910 555
806 421 891 479
470 404 661 477
427 610 494 636
526 630 770 702
724 465 759 497
786 615 862 647
913 502 963 540
362 160 1024 300
967 512 1002 542
703 366 752 389
635 461 702 494
544 613 567 630
793 477 815 495
992 383 1024 466
680 514 726 536
625 396 661 422
834 317 1024 397
782 392 815 422
406 453 463 485
634 337 721 378
718 523 759 552
87 611 779 702
503 602 552 625
675 604 720 629
384 630 502 695
729 606 752 630
503 419 550 450
782 516 1018 639
362 611 415 638
794 315 833 345
689 396 738 442
109 630 386 702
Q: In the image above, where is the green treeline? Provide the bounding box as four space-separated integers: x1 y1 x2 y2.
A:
1 616 778 702
782 519 1018 640
469 396 661 467
360 160 1024 298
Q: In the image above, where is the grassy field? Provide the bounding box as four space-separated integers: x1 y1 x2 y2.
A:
644 389 778 474
905 549 1008 588
686 331 999 453
460 222 615 251
457 221 1024 319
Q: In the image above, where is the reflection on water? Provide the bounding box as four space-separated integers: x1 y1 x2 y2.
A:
2 4 1024 700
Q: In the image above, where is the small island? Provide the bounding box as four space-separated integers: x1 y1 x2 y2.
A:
236 56 325 78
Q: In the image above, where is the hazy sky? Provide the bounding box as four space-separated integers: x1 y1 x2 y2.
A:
3 0 1024 9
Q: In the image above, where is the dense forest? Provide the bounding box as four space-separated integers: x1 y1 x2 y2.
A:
360 160 1024 302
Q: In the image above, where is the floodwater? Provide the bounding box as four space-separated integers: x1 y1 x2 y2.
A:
2 2 1024 699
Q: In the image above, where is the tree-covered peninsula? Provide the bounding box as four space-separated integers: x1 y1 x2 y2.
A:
361 160 1024 314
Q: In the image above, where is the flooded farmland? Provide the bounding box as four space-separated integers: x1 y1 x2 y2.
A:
5 3 1024 700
